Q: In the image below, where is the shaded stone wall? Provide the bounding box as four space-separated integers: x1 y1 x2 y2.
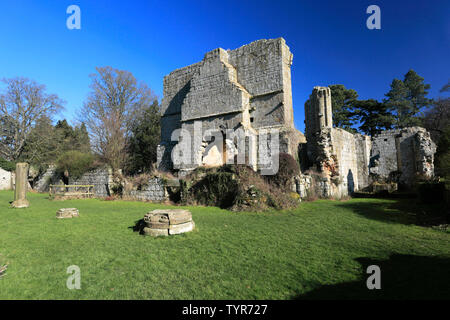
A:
305 86 333 141
33 164 169 201
355 134 372 190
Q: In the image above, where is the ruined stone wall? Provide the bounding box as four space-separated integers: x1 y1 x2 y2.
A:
127 178 166 201
0 168 12 190
183 48 251 122
69 166 113 197
304 127 369 198
329 128 360 196
304 86 373 197
301 85 438 197
157 38 303 173
228 38 294 129
158 62 202 171
355 134 372 190
369 127 436 186
34 165 64 193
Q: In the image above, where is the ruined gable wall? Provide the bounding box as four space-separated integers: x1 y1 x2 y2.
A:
160 62 201 143
228 38 293 129
182 48 250 121
158 38 302 172
158 63 201 170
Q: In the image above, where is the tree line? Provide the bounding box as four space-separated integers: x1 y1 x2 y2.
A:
321 70 436 135
0 67 161 178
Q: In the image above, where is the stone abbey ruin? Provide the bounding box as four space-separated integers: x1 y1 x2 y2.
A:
6 38 436 202
156 38 437 199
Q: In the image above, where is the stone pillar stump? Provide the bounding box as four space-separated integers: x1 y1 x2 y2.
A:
12 162 29 208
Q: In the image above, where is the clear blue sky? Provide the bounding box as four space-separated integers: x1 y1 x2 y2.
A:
0 0 448 132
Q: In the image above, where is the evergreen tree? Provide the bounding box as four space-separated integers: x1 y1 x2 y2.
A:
329 84 358 132
72 123 91 153
385 69 432 128
126 100 160 174
20 118 92 170
354 99 394 136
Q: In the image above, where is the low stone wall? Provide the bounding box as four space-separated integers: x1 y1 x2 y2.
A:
69 166 113 198
127 178 167 201
33 164 171 201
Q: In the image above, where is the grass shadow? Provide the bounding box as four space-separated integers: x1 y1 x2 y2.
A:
294 254 450 300
338 198 448 226
337 199 417 225
128 219 146 234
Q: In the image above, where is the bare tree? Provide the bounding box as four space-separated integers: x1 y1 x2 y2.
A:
79 67 157 171
0 77 64 161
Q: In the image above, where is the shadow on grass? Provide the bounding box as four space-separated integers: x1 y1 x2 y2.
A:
338 199 448 226
294 254 450 300
337 200 417 225
129 219 146 234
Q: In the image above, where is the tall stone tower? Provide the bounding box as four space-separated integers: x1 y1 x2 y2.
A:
304 86 333 168
304 86 332 141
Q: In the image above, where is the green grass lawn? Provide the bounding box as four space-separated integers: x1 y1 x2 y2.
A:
0 190 448 300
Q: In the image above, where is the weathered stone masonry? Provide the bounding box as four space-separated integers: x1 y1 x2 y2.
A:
304 86 436 197
157 38 437 199
28 38 436 202
369 127 436 186
157 38 305 175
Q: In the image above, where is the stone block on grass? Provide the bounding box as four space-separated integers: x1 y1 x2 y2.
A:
56 208 80 219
